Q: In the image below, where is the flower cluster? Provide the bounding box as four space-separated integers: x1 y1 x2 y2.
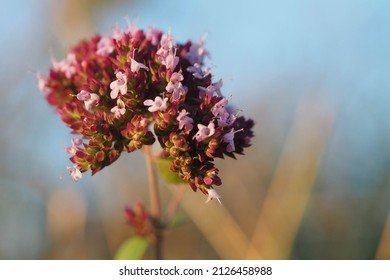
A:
38 23 254 199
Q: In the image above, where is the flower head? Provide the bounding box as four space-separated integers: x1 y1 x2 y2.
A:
38 23 254 201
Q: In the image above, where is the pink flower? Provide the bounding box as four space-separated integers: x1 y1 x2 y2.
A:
162 49 179 72
187 63 211 79
36 72 50 94
157 33 177 69
146 26 160 45
166 72 186 101
198 79 223 98
76 90 100 110
111 98 126 117
64 138 83 155
96 36 115 56
112 23 123 40
157 33 174 57
52 53 77 78
217 110 239 127
177 109 193 131
67 166 82 182
110 72 127 99
130 50 149 73
205 188 222 205
211 98 229 117
223 128 243 153
194 122 215 142
125 17 138 37
143 96 168 112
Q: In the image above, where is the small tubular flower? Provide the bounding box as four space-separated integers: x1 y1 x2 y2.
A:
143 96 168 112
194 122 215 142
67 166 82 182
110 72 127 99
177 109 193 131
166 71 186 101
111 98 126 117
77 90 100 110
205 188 222 205
130 50 149 73
96 36 115 56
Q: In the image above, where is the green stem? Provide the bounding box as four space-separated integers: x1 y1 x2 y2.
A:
143 145 163 259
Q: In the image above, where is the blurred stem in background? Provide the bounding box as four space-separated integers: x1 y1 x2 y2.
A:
246 95 335 259
376 208 390 259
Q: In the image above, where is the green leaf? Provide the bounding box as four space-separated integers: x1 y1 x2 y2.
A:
155 157 186 185
114 236 149 260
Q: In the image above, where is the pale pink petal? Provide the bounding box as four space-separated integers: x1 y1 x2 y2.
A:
205 188 222 205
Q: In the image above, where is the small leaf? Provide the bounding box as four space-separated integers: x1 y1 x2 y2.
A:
114 236 149 260
155 157 186 184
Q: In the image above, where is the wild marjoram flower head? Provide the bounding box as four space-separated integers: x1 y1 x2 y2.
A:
38 22 254 202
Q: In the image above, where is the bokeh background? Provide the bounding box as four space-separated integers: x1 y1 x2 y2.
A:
1 0 389 259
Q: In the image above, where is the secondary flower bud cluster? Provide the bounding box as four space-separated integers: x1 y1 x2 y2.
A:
38 23 254 198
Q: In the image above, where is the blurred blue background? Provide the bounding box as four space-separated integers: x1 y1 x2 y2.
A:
0 0 389 259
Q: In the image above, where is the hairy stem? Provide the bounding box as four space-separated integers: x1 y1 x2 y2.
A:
143 145 163 259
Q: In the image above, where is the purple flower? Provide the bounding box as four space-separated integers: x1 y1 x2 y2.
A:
185 34 209 65
144 96 168 112
177 109 193 131
194 122 215 142
187 63 211 79
211 98 229 117
111 98 126 117
218 111 239 127
212 79 223 96
223 128 243 153
110 72 127 99
205 188 222 205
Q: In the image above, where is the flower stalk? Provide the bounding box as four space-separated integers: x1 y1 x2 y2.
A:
143 145 163 259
